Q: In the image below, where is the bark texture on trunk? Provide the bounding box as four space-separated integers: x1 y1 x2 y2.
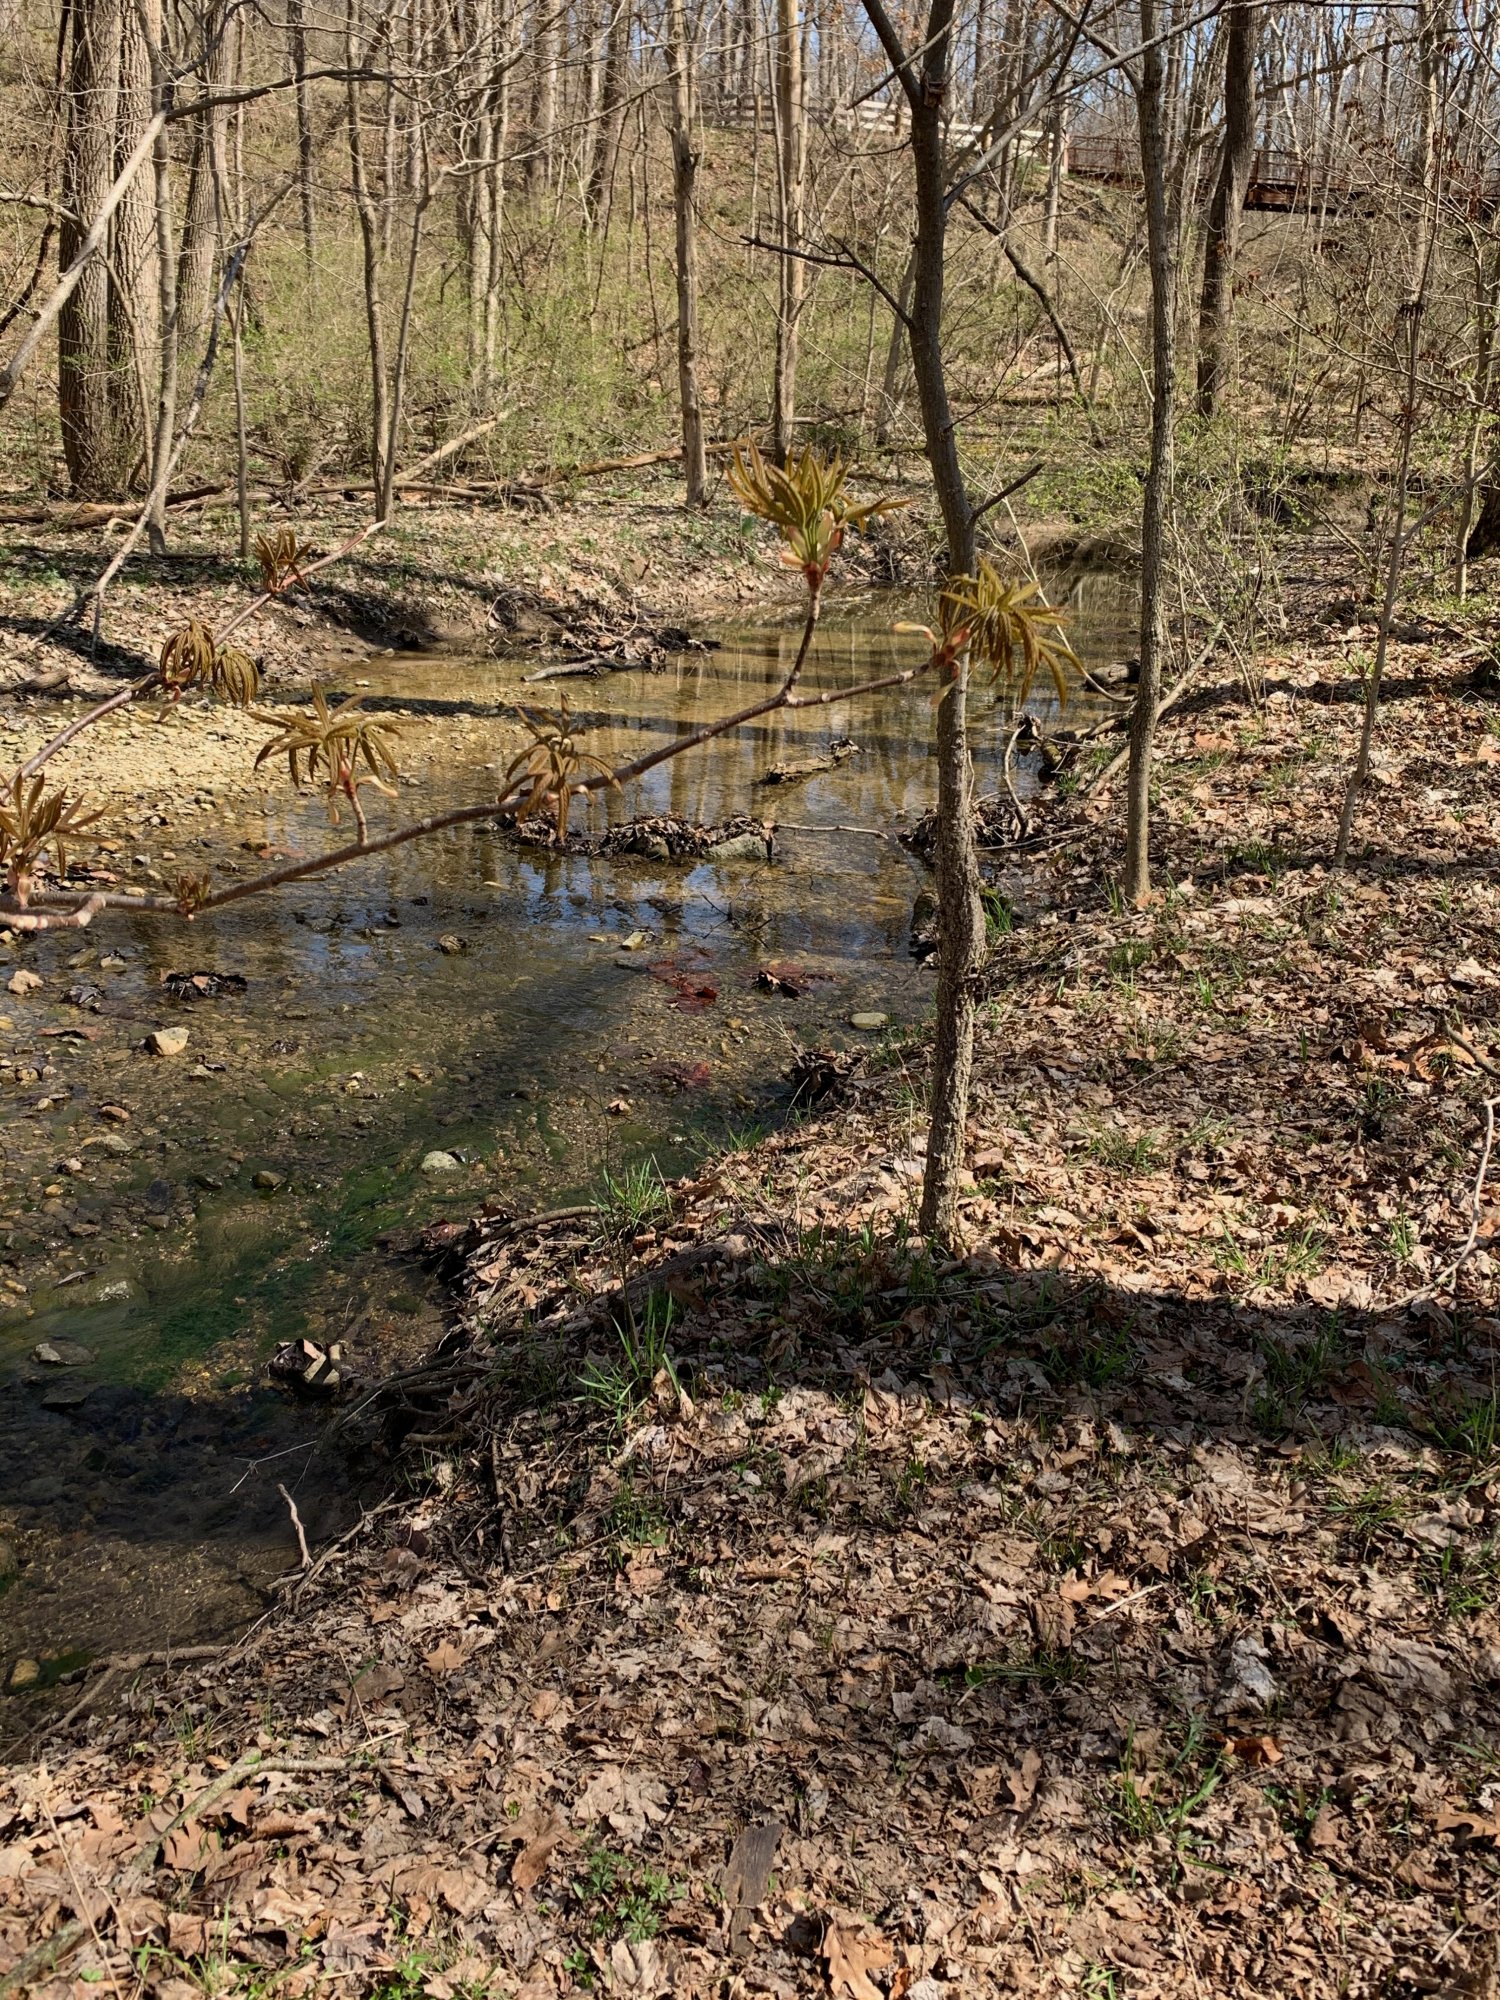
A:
666 0 706 505
1195 0 1255 421
587 0 631 220
57 0 159 498
59 0 125 495
863 0 979 1244
112 0 159 460
770 0 804 460
289 0 316 275
1124 0 1178 906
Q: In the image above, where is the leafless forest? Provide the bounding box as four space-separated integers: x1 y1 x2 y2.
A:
0 0 1495 532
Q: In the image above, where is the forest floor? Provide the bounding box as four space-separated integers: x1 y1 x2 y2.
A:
3 502 1500 1999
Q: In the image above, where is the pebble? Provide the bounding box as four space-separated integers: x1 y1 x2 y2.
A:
146 1027 189 1057
849 1012 890 1031
436 934 467 955
7 1657 40 1691
420 1150 462 1174
6 969 42 997
252 1170 285 1191
32 1338 94 1367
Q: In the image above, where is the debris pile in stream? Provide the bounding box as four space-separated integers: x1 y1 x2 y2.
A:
508 811 774 861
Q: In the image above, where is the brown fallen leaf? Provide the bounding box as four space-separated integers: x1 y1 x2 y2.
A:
162 1820 217 1873
823 1923 894 2000
509 1807 567 1893
1229 1734 1284 1766
424 1640 467 1676
350 1662 405 1709
1436 1807 1500 1845
1006 1747 1044 1811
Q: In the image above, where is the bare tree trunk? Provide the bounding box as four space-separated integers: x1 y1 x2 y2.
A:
666 0 706 505
1043 103 1063 265
59 0 126 495
483 44 510 390
770 0 804 459
875 249 915 445
862 0 977 1244
289 0 316 277
1195 0 1255 421
346 4 391 505
1336 0 1442 860
177 0 232 349
1124 0 1178 906
587 0 631 220
528 0 559 193
380 165 435 521
232 263 250 559
113 0 159 478
1456 239 1498 599
141 0 178 552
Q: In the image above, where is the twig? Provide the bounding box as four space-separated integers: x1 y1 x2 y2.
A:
970 461 1044 531
999 722 1031 840
1388 1093 1500 1311
277 1482 312 1568
1438 1094 1499 1287
768 821 891 839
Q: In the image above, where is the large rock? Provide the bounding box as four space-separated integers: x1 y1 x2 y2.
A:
706 833 770 864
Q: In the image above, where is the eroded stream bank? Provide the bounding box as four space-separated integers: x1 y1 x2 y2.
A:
0 578 1133 1729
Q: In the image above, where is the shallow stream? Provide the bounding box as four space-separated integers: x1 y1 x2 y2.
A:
0 573 1135 1731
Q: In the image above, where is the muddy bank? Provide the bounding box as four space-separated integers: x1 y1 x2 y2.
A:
0 474 937 702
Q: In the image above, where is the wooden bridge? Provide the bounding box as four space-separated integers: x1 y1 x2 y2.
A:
1065 131 1332 211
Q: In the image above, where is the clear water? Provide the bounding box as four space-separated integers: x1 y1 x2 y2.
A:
0 575 1136 1697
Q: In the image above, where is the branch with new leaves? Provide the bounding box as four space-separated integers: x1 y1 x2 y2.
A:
2 447 1075 941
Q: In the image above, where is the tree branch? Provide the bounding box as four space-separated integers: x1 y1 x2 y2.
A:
745 233 911 328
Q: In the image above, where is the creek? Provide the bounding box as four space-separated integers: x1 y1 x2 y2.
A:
0 574 1135 1736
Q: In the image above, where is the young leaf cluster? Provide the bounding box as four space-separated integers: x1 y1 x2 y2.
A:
0 772 103 902
939 562 1078 703
158 619 260 708
252 687 402 826
501 698 618 841
254 529 315 596
728 441 904 585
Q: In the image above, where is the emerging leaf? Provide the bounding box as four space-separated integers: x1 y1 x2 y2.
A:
158 622 260 708
728 441 905 585
500 697 618 843
251 687 402 825
255 529 315 596
0 772 104 903
938 562 1078 705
